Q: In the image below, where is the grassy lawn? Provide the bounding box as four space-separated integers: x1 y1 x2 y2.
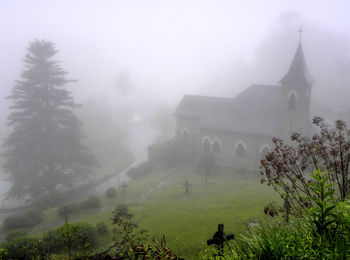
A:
3 164 281 258
126 165 280 258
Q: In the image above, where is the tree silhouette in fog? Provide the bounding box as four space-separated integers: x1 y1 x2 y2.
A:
3 40 97 199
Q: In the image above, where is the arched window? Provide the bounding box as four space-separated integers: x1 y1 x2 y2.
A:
259 145 271 160
202 138 211 153
212 139 221 153
235 141 246 158
288 92 297 111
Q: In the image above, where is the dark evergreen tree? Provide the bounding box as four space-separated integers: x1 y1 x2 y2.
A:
3 40 97 199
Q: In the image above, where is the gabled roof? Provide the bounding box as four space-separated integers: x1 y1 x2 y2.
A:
175 84 283 137
279 42 315 87
174 95 234 119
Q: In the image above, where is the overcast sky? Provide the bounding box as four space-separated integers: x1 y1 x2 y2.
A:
1 0 350 117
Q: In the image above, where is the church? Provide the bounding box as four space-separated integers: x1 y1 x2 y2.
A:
150 39 315 171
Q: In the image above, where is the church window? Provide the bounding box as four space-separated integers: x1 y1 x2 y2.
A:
202 138 211 153
235 141 246 158
288 92 297 111
212 139 221 153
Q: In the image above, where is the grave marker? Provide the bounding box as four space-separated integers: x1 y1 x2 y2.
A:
207 224 234 256
120 181 128 195
182 179 192 194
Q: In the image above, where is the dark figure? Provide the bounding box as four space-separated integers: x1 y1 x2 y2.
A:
207 224 234 256
284 197 291 223
182 179 192 194
120 181 128 195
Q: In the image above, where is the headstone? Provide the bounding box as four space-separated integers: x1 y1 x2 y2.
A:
120 181 128 195
182 179 192 194
207 224 234 256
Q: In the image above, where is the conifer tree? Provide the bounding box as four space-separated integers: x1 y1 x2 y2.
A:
3 40 97 199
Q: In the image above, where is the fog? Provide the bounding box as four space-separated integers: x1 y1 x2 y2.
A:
0 1 350 199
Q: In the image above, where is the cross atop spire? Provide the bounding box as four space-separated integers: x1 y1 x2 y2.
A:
298 26 303 42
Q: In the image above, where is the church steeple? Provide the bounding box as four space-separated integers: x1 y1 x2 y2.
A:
279 41 315 87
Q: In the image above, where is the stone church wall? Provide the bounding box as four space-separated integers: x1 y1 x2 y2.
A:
196 128 275 172
167 116 277 172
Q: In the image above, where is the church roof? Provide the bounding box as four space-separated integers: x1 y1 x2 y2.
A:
175 84 283 137
279 42 315 86
175 41 314 137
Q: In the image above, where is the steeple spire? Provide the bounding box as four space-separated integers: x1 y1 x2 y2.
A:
279 35 315 87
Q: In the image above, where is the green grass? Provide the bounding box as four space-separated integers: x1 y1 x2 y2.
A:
3 164 281 259
125 165 280 258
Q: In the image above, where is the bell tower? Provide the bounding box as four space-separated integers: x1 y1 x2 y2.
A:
279 31 315 139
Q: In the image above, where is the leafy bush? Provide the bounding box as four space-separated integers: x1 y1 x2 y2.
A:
2 208 43 231
115 203 128 215
105 187 117 198
79 196 101 210
1 222 97 258
261 117 350 217
42 227 65 254
234 170 350 259
41 222 97 255
74 222 97 247
111 205 148 258
2 235 43 259
95 221 108 234
24 208 43 227
0 248 7 259
5 229 27 241
2 216 24 232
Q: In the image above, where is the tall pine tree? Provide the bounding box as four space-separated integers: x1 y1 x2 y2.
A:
4 40 97 199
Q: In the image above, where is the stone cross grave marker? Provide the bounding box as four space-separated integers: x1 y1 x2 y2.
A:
207 224 235 256
182 179 192 194
120 181 128 195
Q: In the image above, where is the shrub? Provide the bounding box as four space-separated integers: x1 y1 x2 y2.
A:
2 208 43 231
261 117 350 217
2 235 43 259
23 208 43 227
5 229 27 242
105 187 117 198
0 248 7 259
111 205 148 258
237 170 350 259
42 222 97 255
42 227 65 254
2 216 24 232
95 221 108 234
115 203 128 215
79 196 101 210
74 223 96 246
